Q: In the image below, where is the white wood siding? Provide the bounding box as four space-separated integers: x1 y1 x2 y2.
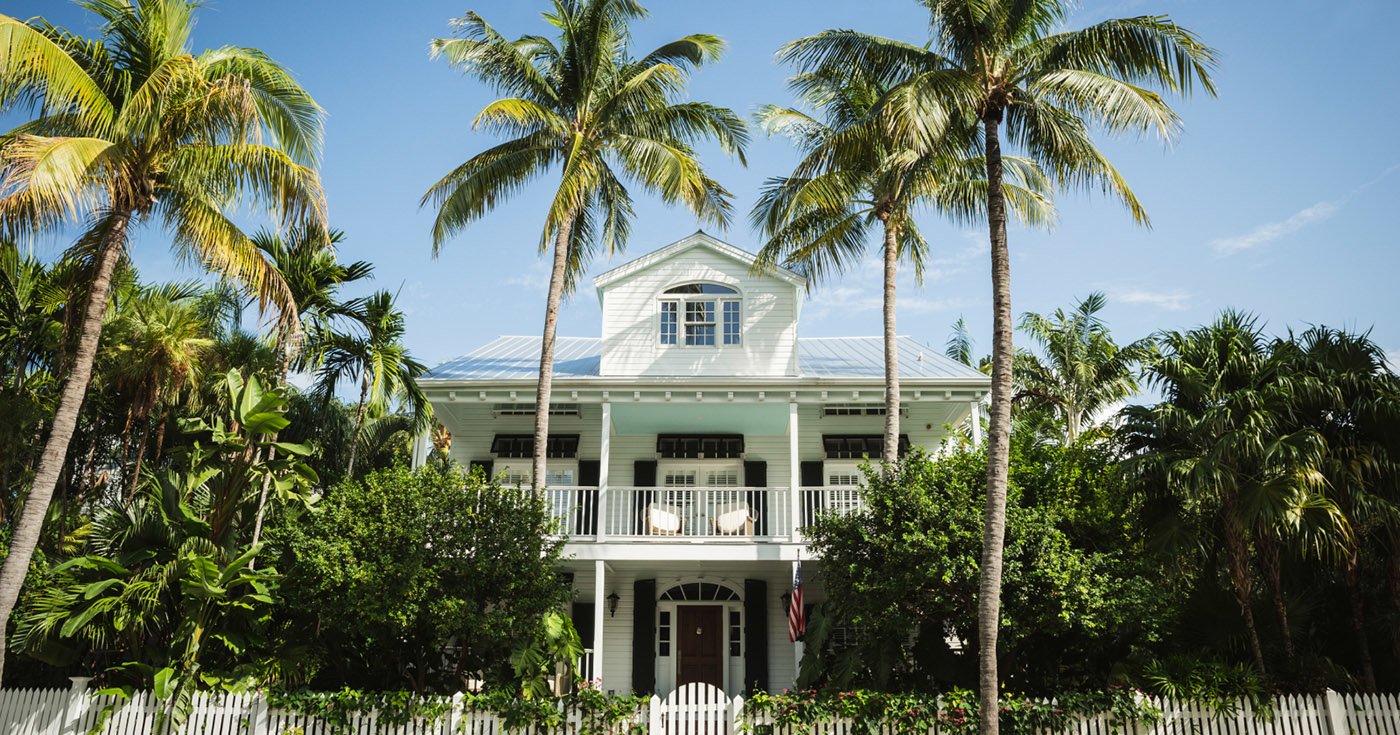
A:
599 248 800 377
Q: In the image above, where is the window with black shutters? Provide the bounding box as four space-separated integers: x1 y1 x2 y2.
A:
656 434 744 459
821 434 911 459
490 434 580 458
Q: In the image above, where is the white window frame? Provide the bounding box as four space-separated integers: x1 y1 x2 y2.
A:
496 460 579 487
657 283 742 349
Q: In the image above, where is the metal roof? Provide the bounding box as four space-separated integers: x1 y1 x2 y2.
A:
423 335 987 381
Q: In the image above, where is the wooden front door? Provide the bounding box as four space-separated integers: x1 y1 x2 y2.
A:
676 605 725 689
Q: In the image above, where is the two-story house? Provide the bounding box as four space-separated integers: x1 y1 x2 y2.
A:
415 232 989 698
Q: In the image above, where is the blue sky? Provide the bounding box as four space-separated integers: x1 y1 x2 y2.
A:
9 0 1400 371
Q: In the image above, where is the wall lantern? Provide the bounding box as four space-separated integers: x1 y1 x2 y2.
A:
607 591 620 618
780 591 791 609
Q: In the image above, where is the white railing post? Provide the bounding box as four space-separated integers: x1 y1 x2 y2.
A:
788 401 801 542
650 694 663 735
598 401 611 542
731 695 745 735
1323 689 1350 735
58 676 92 735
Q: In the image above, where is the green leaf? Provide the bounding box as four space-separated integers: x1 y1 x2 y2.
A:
81 578 122 600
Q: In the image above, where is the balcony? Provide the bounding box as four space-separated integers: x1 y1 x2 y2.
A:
543 486 865 542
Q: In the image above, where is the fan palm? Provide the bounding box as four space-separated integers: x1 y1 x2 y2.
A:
1121 312 1342 678
421 0 747 491
773 3 1215 719
0 1 325 680
753 64 1051 462
1016 292 1152 442
314 290 429 478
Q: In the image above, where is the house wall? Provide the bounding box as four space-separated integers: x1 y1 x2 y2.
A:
598 248 801 378
437 401 960 486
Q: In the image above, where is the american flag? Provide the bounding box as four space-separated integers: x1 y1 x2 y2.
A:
788 561 805 642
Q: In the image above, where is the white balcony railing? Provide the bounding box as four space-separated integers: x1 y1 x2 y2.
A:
543 486 867 542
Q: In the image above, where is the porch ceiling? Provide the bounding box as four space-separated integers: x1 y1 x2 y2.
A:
609 401 790 436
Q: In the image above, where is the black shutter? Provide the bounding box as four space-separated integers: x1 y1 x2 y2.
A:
634 460 657 486
468 460 494 478
799 461 823 527
744 461 768 536
576 460 601 535
744 579 769 693
572 602 596 649
633 460 657 535
632 579 657 694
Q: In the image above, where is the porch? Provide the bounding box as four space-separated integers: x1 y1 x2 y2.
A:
544 486 865 541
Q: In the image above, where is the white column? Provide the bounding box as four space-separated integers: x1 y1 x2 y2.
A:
593 559 606 685
410 429 429 468
969 400 983 448
597 402 611 541
788 401 801 542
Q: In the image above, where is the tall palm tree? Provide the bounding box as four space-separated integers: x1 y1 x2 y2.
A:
773 4 1214 722
422 0 748 492
315 290 429 478
1121 312 1341 678
1016 292 1152 442
753 64 1051 462
0 1 324 681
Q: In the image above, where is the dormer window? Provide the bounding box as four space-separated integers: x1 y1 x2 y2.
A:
658 283 741 347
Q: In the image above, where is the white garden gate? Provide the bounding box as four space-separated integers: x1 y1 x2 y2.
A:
660 683 736 735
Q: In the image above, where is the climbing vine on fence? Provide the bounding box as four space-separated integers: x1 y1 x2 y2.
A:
741 686 1161 735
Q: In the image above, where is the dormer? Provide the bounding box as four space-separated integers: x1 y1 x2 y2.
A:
593 232 805 377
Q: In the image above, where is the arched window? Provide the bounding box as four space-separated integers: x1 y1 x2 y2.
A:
659 283 741 347
659 582 741 601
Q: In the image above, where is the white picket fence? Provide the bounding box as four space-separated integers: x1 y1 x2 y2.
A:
2 679 1399 735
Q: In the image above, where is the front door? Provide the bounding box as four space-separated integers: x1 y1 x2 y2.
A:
676 605 724 689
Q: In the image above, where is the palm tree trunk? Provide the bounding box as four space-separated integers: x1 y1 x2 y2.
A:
977 112 1012 735
0 210 130 685
1222 502 1267 676
346 370 371 477
1342 552 1377 691
880 217 901 465
532 215 575 497
127 416 151 499
1255 531 1294 663
1388 529 1400 663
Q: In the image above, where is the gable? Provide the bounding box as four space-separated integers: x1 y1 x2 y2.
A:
592 231 804 299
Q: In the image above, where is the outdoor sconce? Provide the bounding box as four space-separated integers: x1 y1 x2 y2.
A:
780 591 791 609
607 591 620 617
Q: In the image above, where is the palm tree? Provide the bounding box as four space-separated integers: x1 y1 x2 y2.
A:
1016 292 1152 442
1277 326 1400 690
0 1 324 681
772 4 1215 721
103 284 214 493
1121 312 1341 677
315 290 429 478
753 64 1051 462
248 225 372 546
421 0 748 492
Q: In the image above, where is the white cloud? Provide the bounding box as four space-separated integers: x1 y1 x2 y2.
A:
1211 201 1340 254
1107 287 1191 311
1386 349 1399 372
801 237 982 321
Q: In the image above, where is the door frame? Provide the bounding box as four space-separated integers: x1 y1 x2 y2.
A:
658 599 743 695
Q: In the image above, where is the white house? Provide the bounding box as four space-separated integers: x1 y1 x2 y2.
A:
416 232 989 697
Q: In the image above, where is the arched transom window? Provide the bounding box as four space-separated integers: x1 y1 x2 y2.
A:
659 283 741 347
659 582 741 601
